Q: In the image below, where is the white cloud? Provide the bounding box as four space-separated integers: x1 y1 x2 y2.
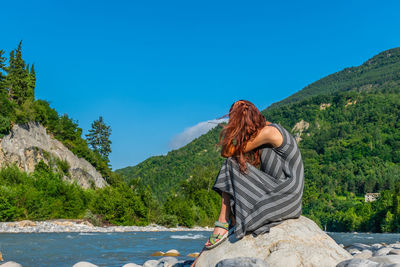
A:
169 118 228 150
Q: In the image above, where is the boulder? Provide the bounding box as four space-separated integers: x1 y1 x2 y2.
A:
122 264 142 267
371 244 384 250
143 260 159 267
156 257 178 266
369 255 400 265
215 257 269 267
151 251 165 256
72 261 98 267
0 262 23 267
195 216 351 267
187 253 200 258
345 244 373 251
353 250 373 259
390 249 400 256
374 247 393 257
336 258 381 267
164 249 180 256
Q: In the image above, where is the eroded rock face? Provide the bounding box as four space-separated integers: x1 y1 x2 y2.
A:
195 216 352 267
0 122 107 189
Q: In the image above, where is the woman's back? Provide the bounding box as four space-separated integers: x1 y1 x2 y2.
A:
259 123 303 184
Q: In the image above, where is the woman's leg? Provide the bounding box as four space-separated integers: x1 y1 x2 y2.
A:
204 192 232 246
191 192 233 266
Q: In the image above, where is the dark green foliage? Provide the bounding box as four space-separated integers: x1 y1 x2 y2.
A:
0 165 152 225
117 125 225 201
86 116 112 162
5 41 35 105
89 184 149 225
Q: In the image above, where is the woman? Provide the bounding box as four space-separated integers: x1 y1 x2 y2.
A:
204 99 304 248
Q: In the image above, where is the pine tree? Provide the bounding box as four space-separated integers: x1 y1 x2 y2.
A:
86 116 112 162
6 41 33 104
27 64 36 100
0 50 6 94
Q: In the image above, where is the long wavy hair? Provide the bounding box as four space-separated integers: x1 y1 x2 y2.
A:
219 100 267 173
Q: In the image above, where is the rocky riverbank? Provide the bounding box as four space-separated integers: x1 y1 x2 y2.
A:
0 220 211 233
3 242 400 266
337 242 400 266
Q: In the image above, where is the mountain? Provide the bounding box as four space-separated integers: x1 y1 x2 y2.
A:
117 47 400 232
116 47 400 201
116 125 225 200
268 47 400 109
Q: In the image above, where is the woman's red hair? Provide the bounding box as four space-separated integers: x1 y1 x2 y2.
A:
219 100 266 173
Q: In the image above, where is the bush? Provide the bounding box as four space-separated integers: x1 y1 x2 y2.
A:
156 214 179 228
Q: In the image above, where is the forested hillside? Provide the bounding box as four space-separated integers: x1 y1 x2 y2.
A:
118 48 400 232
116 125 225 200
0 43 154 226
268 47 400 109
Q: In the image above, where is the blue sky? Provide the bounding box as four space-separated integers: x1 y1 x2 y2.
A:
2 0 400 169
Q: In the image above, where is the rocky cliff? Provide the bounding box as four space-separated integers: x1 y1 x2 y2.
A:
0 122 107 189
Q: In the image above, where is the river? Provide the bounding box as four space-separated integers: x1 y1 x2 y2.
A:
1 231 399 267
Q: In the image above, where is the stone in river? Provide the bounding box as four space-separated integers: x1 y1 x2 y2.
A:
390 244 400 249
164 249 180 256
122 264 142 267
390 249 400 255
0 251 3 261
187 252 200 258
72 261 98 267
143 260 159 267
374 247 393 256
0 262 23 267
195 216 351 267
353 250 373 259
157 256 178 266
336 258 380 267
348 248 362 255
369 255 400 264
345 243 373 251
371 243 383 250
151 251 165 256
215 257 269 267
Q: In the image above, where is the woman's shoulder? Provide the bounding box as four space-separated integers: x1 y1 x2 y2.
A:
265 123 296 150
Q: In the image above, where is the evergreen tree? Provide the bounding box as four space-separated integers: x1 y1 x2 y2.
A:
86 116 112 162
27 64 36 100
0 50 6 94
6 41 33 104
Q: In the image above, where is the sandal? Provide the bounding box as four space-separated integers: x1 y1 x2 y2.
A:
204 220 233 249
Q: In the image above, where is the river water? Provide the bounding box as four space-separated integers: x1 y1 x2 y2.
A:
0 231 399 267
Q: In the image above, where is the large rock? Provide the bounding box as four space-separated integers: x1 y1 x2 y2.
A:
336 258 381 267
72 262 98 267
195 216 351 267
0 122 107 189
0 262 23 267
215 257 269 267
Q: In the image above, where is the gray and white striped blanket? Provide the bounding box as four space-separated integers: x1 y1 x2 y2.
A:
213 123 304 239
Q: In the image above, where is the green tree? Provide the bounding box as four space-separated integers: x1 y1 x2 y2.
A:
0 49 7 93
6 41 33 104
86 116 112 162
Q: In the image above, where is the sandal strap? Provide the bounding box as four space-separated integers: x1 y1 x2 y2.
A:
214 221 229 230
208 233 223 245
